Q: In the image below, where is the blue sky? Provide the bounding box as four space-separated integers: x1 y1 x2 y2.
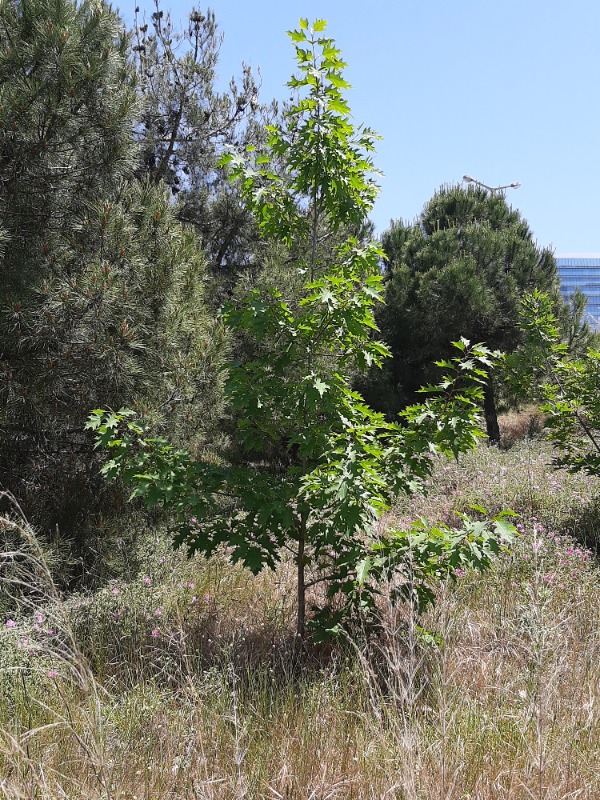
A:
121 0 600 254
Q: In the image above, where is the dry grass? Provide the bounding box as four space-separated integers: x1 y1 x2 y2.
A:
498 406 546 451
1 436 599 799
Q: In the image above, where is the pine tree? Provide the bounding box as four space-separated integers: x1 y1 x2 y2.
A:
370 184 562 441
131 1 268 286
0 0 222 579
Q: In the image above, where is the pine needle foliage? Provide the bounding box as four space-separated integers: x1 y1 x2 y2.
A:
374 185 562 439
0 0 222 574
131 1 268 281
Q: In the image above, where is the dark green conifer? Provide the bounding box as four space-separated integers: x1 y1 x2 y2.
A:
0 0 222 579
370 184 562 441
131 2 267 285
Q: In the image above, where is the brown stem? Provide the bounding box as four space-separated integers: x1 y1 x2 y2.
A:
153 97 185 184
483 379 500 444
296 513 306 638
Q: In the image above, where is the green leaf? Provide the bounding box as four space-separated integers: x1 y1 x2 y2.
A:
356 557 372 586
319 287 336 306
85 412 103 430
328 99 350 115
469 503 487 515
288 29 307 43
327 72 351 89
313 378 329 397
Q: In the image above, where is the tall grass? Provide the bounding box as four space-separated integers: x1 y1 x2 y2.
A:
0 493 113 799
1 432 599 798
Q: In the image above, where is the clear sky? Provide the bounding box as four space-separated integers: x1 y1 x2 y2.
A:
120 0 600 254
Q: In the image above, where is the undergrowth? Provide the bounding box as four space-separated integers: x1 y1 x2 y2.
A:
1 430 599 799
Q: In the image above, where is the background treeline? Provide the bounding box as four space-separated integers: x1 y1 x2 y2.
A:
0 0 569 589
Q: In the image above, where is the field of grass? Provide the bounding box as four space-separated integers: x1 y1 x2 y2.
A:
1 426 599 799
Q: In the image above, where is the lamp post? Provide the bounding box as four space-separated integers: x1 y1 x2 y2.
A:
462 175 521 195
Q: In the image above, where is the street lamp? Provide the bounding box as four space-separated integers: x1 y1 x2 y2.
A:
463 175 521 195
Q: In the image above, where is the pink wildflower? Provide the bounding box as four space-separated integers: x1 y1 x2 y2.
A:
143 577 152 586
151 628 159 638
47 670 58 679
5 619 15 628
111 588 120 596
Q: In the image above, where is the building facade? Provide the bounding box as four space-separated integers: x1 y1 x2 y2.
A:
556 254 600 329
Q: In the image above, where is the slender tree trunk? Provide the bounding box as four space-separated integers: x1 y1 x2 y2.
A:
297 515 306 638
295 72 320 640
483 379 501 445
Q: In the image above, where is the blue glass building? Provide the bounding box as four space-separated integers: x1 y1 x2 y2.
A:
556 254 600 329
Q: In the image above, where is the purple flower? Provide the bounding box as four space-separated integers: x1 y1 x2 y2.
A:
5 619 15 628
111 588 120 596
151 628 159 638
47 669 58 679
154 608 162 617
143 577 152 586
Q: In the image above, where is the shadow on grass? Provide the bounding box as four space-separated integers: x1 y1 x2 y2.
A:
563 493 600 556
